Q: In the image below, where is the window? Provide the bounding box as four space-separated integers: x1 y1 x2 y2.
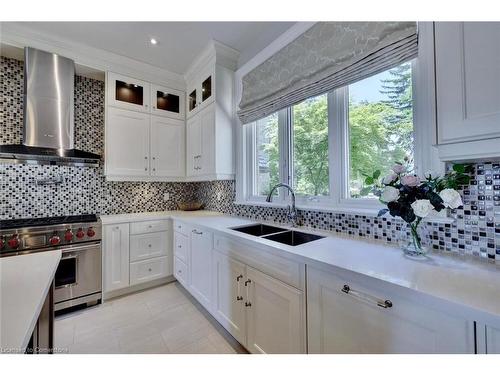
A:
348 63 414 198
243 61 415 208
254 113 279 196
292 94 329 197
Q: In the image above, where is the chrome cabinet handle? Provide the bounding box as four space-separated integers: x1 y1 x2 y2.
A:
244 279 251 286
236 275 243 282
237 296 243 301
341 284 393 309
192 229 203 235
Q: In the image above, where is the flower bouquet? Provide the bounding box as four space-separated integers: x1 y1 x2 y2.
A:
364 160 471 257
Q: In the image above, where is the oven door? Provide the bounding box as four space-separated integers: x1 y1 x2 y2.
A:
54 242 102 305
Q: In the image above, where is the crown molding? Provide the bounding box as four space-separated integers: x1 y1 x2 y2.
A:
0 22 186 90
184 39 240 82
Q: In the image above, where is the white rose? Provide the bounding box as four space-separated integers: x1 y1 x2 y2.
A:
439 188 463 209
411 199 433 218
382 173 397 184
380 186 400 203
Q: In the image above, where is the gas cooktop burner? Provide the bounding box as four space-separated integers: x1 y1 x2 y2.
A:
0 214 98 230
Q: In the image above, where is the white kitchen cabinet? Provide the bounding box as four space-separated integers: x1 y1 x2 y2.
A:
434 22 500 160
186 105 232 179
186 66 215 117
307 266 475 354
151 84 185 120
103 223 130 292
107 72 151 113
245 266 306 354
212 250 247 344
189 226 213 310
150 116 185 177
173 255 188 288
106 107 150 177
210 248 305 353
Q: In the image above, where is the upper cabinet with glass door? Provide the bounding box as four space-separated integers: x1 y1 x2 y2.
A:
151 84 185 120
186 65 215 118
107 72 151 113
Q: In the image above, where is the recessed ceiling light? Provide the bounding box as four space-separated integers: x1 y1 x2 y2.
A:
150 38 158 45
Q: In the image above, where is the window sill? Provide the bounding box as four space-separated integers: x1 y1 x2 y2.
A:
232 200 455 224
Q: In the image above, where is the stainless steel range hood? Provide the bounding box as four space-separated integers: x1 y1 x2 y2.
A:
0 47 100 167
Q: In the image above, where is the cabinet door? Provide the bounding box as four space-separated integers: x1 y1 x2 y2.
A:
187 84 198 116
245 266 306 354
150 115 185 177
106 107 150 177
199 106 215 175
107 72 151 113
103 224 130 292
186 114 202 176
151 84 185 120
212 251 247 344
307 266 475 354
198 70 214 111
435 22 500 144
189 227 213 309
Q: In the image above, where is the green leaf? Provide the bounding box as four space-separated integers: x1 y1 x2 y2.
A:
360 186 372 196
452 164 465 173
364 176 374 185
373 170 381 179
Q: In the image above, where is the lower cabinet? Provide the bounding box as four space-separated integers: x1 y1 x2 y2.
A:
103 223 130 292
212 250 306 354
476 322 500 353
245 266 305 354
189 226 213 310
103 219 172 296
212 250 247 344
307 266 475 354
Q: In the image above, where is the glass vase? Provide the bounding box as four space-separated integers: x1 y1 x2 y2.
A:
400 221 429 258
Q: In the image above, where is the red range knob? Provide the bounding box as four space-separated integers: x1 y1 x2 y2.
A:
64 230 74 242
8 235 20 249
76 228 85 239
87 227 95 237
49 234 61 246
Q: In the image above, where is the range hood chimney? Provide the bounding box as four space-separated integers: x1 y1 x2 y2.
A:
0 47 100 167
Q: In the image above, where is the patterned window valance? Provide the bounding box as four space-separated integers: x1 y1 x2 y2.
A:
238 22 418 124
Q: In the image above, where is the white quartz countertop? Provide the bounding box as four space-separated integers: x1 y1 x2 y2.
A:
100 210 500 321
0 250 61 353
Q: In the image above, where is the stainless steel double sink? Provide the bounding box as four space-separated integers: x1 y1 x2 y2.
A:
230 223 324 246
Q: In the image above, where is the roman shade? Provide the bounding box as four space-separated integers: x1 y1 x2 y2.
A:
238 22 418 124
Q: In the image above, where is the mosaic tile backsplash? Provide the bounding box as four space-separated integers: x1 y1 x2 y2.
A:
1 56 499 261
198 169 500 262
0 56 198 218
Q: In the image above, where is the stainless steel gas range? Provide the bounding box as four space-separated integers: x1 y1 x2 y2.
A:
0 214 102 311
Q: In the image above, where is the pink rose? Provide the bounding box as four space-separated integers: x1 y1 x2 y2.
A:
382 173 397 184
401 174 420 187
392 164 405 174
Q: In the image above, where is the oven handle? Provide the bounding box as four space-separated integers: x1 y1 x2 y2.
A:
58 242 101 254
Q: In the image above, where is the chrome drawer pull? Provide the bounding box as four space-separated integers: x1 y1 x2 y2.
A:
341 284 393 309
192 229 203 235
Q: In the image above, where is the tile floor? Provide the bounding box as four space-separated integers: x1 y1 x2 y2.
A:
54 282 247 354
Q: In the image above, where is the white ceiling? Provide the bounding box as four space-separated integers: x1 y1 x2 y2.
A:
10 22 296 75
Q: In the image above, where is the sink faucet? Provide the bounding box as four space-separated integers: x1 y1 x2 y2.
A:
266 183 299 227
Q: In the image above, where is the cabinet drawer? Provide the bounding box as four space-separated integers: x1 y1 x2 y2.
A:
130 220 169 235
174 256 188 287
130 256 169 286
173 220 190 236
174 232 189 263
130 231 168 262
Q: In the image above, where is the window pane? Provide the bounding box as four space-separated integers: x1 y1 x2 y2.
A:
348 62 414 198
255 113 279 196
292 94 329 196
